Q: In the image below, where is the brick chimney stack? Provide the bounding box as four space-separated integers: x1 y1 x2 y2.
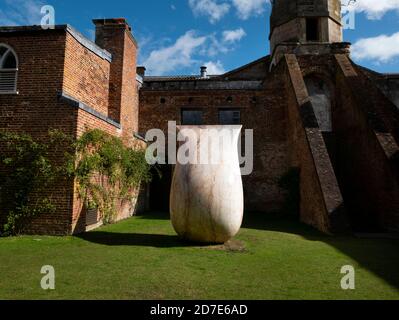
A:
93 18 139 140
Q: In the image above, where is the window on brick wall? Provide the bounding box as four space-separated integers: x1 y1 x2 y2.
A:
181 109 204 125
0 44 18 94
219 109 241 125
86 207 99 227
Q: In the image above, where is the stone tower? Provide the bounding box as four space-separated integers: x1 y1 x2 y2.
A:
270 0 343 55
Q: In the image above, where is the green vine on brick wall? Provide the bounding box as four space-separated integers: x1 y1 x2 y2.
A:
72 129 151 224
0 130 74 236
0 129 151 236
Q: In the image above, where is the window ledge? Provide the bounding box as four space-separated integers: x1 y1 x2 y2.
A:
0 91 19 95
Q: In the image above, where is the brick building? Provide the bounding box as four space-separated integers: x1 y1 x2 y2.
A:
1 0 399 235
139 0 399 234
0 19 143 234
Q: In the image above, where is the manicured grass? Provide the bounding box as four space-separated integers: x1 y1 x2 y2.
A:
0 212 398 300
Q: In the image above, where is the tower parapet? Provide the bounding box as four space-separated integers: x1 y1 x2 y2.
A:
269 0 348 68
270 0 343 54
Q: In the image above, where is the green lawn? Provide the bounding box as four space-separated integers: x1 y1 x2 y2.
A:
0 212 398 300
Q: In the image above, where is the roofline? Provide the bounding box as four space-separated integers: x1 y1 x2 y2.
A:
0 24 112 62
0 24 69 33
354 63 399 81
143 56 270 83
144 75 220 82
221 55 270 78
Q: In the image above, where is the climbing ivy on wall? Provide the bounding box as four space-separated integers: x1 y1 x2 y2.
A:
0 130 74 236
72 129 151 225
0 129 151 236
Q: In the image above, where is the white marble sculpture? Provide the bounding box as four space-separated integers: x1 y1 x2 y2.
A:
170 125 244 244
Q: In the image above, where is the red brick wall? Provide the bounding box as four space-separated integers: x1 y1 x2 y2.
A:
93 19 139 142
0 24 141 235
139 79 289 212
69 20 141 233
63 32 111 116
284 54 347 234
0 30 76 235
120 31 139 139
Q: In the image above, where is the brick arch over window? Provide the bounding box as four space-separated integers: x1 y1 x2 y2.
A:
0 44 18 94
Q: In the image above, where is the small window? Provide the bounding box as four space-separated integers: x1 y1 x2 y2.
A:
181 109 203 125
0 44 18 94
306 18 319 42
219 109 241 125
86 207 99 227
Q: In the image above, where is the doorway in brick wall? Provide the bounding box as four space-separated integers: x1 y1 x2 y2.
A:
149 164 173 212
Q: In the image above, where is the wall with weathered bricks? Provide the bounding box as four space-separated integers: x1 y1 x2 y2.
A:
93 18 140 142
2 10 398 237
63 32 111 117
270 18 302 54
0 29 76 235
69 19 141 233
366 73 399 110
140 59 290 212
0 22 142 235
283 54 347 234
334 55 399 232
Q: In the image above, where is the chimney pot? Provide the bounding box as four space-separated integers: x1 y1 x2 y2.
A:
200 66 207 79
137 66 146 78
93 18 131 31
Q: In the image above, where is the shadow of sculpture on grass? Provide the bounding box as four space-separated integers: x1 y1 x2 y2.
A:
78 211 399 290
77 231 193 248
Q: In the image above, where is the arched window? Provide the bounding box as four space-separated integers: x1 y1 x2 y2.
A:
0 44 18 94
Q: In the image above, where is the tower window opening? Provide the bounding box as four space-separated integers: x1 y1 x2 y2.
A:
306 18 320 42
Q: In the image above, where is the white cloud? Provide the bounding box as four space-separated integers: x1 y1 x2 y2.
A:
351 32 399 63
143 30 207 75
349 0 399 20
204 60 225 74
223 28 246 42
142 27 247 75
0 0 44 26
232 0 269 20
188 0 230 24
187 0 399 23
204 34 229 56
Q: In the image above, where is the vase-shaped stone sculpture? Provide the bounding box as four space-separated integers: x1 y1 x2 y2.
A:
170 125 244 244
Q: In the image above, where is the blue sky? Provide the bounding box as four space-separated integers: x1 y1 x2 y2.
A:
1 0 399 75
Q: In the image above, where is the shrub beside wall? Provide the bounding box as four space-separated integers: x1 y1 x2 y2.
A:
0 129 151 236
